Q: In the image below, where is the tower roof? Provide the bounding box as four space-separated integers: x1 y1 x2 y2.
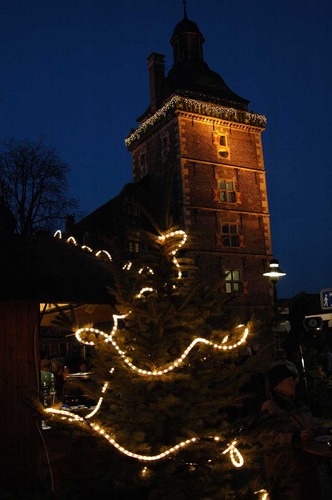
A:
171 4 204 42
139 6 249 122
167 6 248 110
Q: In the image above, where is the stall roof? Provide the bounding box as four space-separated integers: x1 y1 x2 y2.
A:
0 234 115 304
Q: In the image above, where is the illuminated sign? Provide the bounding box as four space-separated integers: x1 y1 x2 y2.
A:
320 289 332 310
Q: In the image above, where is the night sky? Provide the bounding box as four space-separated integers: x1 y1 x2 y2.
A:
1 0 332 299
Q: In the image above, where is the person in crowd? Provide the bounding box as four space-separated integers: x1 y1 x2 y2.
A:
40 359 56 406
79 360 88 373
318 344 332 375
51 358 65 400
260 363 324 500
63 365 71 380
270 348 299 377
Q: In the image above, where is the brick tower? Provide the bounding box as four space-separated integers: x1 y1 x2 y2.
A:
125 7 273 320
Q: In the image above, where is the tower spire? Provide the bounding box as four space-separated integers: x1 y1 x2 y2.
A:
183 0 187 19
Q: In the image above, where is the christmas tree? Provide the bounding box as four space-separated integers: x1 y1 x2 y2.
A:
45 181 271 498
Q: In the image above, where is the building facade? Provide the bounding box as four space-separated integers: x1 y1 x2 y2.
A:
125 9 273 319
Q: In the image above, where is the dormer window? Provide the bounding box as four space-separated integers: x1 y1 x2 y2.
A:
212 131 230 159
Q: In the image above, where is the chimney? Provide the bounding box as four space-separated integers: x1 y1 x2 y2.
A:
65 214 75 234
147 53 165 114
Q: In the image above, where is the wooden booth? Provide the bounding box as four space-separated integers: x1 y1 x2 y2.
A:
0 234 115 496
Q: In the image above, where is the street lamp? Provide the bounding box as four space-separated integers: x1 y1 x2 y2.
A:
263 258 287 354
263 258 286 304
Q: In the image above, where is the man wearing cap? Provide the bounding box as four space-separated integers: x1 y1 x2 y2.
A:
261 363 323 499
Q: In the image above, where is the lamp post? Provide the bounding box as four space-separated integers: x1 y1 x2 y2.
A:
263 258 287 355
263 258 286 306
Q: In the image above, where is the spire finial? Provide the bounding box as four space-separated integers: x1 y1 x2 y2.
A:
183 0 188 19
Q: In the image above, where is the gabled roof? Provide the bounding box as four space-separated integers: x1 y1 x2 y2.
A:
0 234 115 303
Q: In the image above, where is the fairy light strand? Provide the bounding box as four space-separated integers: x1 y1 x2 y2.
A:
125 95 267 148
222 440 244 467
44 404 244 466
157 230 187 279
51 228 247 470
85 382 109 419
53 230 113 263
75 317 249 376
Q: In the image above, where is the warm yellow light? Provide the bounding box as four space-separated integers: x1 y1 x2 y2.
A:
51 229 248 469
44 407 84 422
95 249 112 261
222 440 244 468
157 230 187 279
53 231 114 263
66 236 77 245
75 317 249 377
135 287 154 298
254 490 269 500
138 266 154 275
90 425 197 461
81 245 93 253
45 408 243 467
85 382 109 419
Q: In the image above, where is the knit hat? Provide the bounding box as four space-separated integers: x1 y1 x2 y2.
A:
267 363 297 389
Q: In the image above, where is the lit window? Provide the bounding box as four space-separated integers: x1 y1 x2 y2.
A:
225 270 242 294
218 134 229 158
128 241 140 253
219 180 235 203
222 224 239 247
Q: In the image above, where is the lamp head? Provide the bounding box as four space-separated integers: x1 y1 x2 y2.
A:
263 259 286 282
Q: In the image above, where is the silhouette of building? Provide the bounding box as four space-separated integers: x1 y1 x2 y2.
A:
75 6 274 320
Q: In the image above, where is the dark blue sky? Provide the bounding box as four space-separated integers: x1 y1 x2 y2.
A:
1 0 332 299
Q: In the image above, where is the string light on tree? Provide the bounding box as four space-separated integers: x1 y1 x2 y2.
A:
75 318 249 376
44 406 244 466
48 226 263 494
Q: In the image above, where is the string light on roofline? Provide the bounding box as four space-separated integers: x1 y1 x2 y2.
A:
54 229 187 280
138 266 154 275
125 95 266 148
67 236 77 245
53 230 113 262
95 249 112 262
81 245 93 253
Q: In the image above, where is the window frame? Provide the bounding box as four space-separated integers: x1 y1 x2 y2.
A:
224 269 242 294
218 180 236 203
128 240 141 254
221 223 240 247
